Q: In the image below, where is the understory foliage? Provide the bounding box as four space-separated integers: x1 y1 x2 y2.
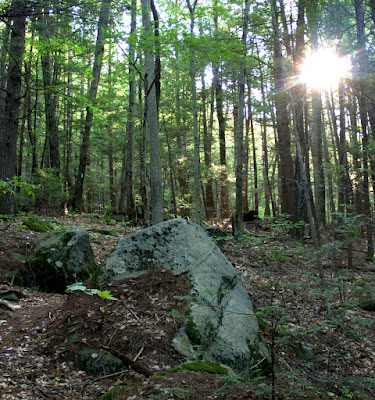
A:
0 0 373 243
1 215 375 399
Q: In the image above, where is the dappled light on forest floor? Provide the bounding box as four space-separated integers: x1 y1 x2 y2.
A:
0 215 375 399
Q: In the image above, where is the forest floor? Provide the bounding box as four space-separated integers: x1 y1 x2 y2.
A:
0 214 375 399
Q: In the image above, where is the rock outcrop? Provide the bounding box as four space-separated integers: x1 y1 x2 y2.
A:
25 228 97 293
100 218 269 373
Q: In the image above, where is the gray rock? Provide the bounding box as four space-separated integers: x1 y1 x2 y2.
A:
100 218 270 373
77 347 123 376
27 228 97 293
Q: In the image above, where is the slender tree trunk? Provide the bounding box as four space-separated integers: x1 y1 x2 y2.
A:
0 0 27 214
39 3 60 172
311 89 325 225
163 115 177 217
257 51 271 217
140 78 150 225
354 0 373 259
142 0 163 224
270 0 296 221
202 72 215 218
72 0 111 212
214 66 230 219
233 0 249 238
0 23 10 118
119 0 137 220
186 0 201 224
249 96 258 215
243 100 250 213
65 51 73 199
348 90 362 214
213 0 230 219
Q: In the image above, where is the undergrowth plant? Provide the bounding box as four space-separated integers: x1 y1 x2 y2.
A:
66 282 118 301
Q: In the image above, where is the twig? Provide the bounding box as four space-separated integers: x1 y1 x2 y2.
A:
0 287 27 297
126 306 142 324
92 370 126 381
133 344 145 362
99 345 152 377
0 298 20 311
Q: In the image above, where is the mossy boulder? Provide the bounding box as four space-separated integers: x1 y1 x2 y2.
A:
24 228 97 293
23 216 54 232
100 218 270 374
77 347 123 376
360 298 375 311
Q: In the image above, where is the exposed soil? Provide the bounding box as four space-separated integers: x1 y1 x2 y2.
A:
1 215 375 399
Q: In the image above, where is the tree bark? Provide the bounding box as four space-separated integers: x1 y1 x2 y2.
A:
72 0 112 212
213 0 230 219
270 0 296 220
233 0 249 238
119 0 137 220
142 0 163 224
0 0 27 214
354 0 373 259
202 72 215 218
39 1 60 172
186 0 201 224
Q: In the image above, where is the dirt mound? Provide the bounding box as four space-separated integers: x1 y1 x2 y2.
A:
43 269 191 374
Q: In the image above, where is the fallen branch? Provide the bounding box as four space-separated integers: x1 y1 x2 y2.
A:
100 345 152 377
0 287 27 298
0 298 20 311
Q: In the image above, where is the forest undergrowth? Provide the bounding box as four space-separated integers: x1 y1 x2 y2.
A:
0 214 374 399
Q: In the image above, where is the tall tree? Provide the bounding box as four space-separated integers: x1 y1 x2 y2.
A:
354 0 373 260
39 0 60 171
233 0 249 238
186 0 201 224
201 71 216 218
0 0 27 214
72 0 112 211
213 0 230 219
119 0 137 221
270 0 297 221
142 0 163 224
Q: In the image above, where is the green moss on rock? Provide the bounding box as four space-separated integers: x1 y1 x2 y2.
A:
360 298 375 311
23 216 54 232
155 361 230 378
100 385 128 400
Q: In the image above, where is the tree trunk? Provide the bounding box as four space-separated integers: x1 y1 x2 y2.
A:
0 0 27 214
142 0 163 224
257 48 271 217
213 0 230 219
202 72 215 218
39 3 60 172
186 0 201 224
249 95 259 215
72 0 112 212
233 0 249 238
119 0 137 220
354 0 373 259
270 0 296 221
140 78 150 225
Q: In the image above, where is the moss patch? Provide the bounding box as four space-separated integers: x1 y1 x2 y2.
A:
100 385 129 400
94 229 117 236
23 216 54 232
155 361 229 378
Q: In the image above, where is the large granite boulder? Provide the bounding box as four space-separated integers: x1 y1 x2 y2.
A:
100 218 269 373
25 228 97 293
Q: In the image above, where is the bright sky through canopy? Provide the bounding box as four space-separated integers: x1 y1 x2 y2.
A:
300 48 351 91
